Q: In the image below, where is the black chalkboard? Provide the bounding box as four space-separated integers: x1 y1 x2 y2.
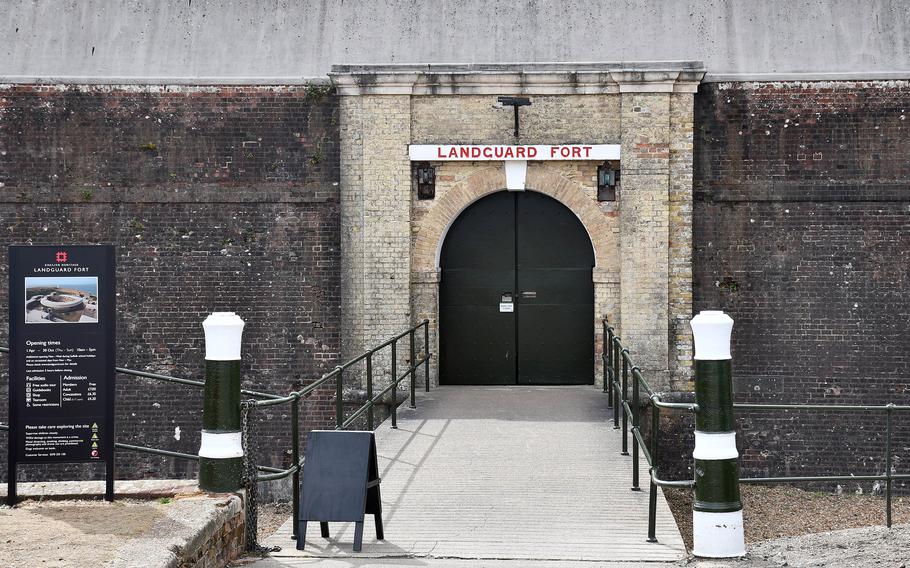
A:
297 430 384 552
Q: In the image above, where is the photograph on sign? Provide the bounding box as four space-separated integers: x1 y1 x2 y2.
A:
25 276 99 324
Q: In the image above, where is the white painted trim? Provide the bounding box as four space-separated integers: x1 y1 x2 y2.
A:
693 510 746 558
409 144 620 162
331 62 705 95
203 312 245 361
198 431 244 459
5 71 906 88
693 431 739 460
504 161 528 191
691 310 734 360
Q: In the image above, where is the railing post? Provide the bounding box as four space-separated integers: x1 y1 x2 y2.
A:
648 398 659 543
690 310 745 558
886 403 893 528
603 322 610 396
621 349 629 456
631 367 641 491
409 329 417 409
335 366 344 429
612 338 620 430
198 312 245 493
391 341 398 429
366 353 374 430
423 320 430 392
291 394 300 540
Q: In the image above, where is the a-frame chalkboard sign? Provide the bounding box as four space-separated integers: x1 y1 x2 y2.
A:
297 430 384 552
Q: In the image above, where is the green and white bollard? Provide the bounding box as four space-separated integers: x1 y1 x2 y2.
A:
198 312 245 493
690 310 745 558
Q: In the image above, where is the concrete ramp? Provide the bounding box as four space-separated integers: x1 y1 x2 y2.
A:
260 386 686 566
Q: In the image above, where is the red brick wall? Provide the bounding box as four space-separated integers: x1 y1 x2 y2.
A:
0 84 341 484
692 81 910 481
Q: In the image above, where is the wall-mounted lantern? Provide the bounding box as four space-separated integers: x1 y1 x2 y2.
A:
597 163 618 202
414 162 436 200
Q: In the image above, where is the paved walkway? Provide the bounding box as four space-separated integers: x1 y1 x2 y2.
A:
256 386 686 566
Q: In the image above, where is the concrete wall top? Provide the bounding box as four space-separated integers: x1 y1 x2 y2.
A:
2 0 909 84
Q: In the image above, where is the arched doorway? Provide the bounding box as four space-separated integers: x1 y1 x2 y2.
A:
439 190 595 385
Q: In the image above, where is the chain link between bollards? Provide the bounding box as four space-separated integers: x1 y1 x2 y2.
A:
241 400 280 554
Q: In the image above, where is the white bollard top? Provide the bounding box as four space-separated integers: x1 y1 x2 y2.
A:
690 310 734 361
202 312 245 361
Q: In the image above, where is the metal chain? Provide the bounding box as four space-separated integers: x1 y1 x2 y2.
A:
240 400 280 554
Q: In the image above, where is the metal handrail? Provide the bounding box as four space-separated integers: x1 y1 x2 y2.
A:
602 318 907 543
735 403 910 412
237 319 432 550
0 424 277 475
0 318 433 553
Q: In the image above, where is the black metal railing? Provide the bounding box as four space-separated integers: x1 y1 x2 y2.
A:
0 344 282 466
603 318 910 543
239 319 432 550
603 321 697 543
0 319 432 552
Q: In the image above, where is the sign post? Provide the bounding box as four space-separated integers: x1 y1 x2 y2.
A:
8 245 116 504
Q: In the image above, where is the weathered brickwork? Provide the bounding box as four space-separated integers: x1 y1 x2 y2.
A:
179 494 245 568
339 95 413 385
409 159 620 384
409 93 626 381
410 95 622 145
619 93 672 383
0 84 342 484
338 76 699 390
668 93 695 389
409 93 626 383
693 81 910 481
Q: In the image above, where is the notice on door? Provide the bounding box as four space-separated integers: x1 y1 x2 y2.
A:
9 245 115 465
499 303 514 313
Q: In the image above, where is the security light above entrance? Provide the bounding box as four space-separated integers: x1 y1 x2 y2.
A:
497 96 532 137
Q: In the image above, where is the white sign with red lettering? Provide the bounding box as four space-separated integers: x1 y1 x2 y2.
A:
408 144 620 161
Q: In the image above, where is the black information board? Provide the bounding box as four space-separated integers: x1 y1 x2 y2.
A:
298 430 383 552
8 245 116 503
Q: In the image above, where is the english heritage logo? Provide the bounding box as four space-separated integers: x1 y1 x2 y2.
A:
33 249 89 273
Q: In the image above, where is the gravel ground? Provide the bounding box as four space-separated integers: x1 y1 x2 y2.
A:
256 501 292 541
676 523 910 567
665 484 910 549
743 523 910 567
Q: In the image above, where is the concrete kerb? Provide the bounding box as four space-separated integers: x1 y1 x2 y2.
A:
0 480 247 568
0 478 199 500
107 492 245 568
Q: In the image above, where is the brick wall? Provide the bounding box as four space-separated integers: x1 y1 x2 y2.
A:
0 84 341 484
179 493 245 568
408 95 623 387
693 81 910 481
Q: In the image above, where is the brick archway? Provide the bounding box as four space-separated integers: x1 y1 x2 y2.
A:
410 162 619 387
412 164 613 273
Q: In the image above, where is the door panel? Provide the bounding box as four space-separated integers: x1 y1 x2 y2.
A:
440 192 515 385
516 191 595 268
440 191 594 385
516 192 594 384
517 304 594 384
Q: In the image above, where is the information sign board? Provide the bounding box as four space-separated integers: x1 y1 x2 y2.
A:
7 245 116 503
